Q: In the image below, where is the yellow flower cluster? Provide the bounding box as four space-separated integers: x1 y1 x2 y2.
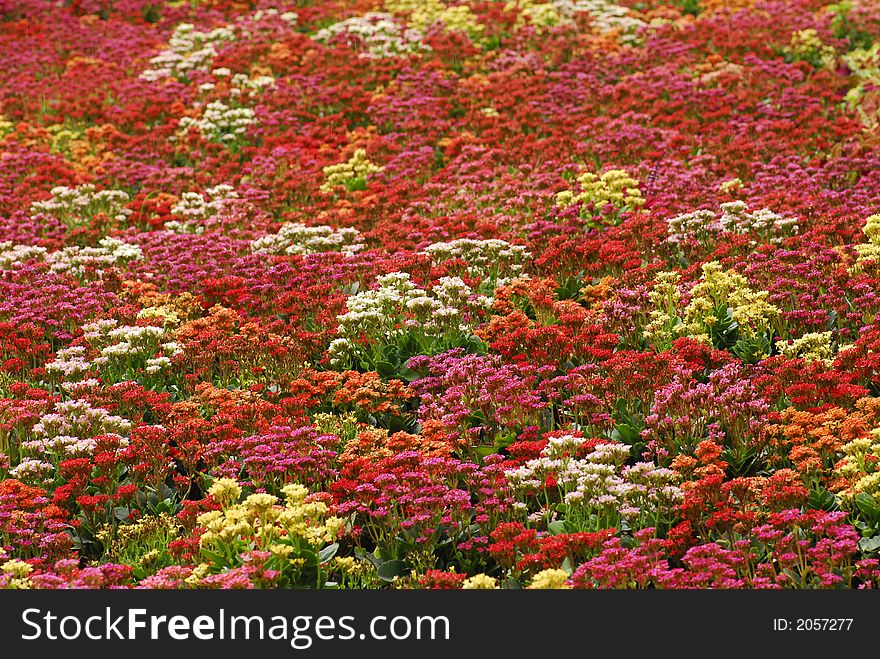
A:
96 513 180 569
851 214 880 272
682 261 779 344
835 428 880 504
207 477 242 506
313 411 361 444
330 556 380 588
320 148 384 193
504 1 563 33
775 331 834 365
699 0 756 12
784 28 836 68
332 556 369 577
863 213 880 244
185 562 211 586
842 43 880 129
844 42 880 83
462 573 499 589
718 177 743 193
642 263 778 353
199 481 345 552
135 292 201 329
555 169 645 213
0 115 13 138
47 123 86 156
138 306 182 328
527 568 570 589
644 270 682 350
1 559 33 589
384 0 484 36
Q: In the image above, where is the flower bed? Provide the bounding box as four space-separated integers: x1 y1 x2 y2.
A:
2 0 880 589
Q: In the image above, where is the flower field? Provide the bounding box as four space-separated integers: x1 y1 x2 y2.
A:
2 0 880 590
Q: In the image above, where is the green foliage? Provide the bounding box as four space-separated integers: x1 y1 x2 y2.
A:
828 2 874 51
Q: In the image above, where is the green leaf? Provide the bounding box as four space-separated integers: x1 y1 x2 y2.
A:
722 446 763 477
858 535 880 553
680 0 701 16
200 548 228 566
354 547 381 569
493 432 517 449
473 446 499 460
465 410 486 426
297 548 319 567
381 343 402 361
344 177 367 192
466 335 487 354
855 493 880 522
807 487 838 512
397 366 422 382
547 520 567 535
377 559 407 582
319 543 339 564
375 360 397 378
826 310 838 331
612 423 640 445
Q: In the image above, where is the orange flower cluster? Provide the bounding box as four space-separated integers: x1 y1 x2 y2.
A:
338 420 461 464
767 397 880 488
330 371 412 415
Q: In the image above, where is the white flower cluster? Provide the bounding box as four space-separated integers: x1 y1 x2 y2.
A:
666 209 721 245
312 12 429 59
45 346 92 382
140 22 236 82
179 100 257 144
241 7 298 27
231 71 276 94
165 184 238 233
328 271 491 366
88 323 166 356
11 399 131 482
7 458 55 485
141 9 296 82
81 319 181 379
250 223 364 256
1 237 141 278
0 242 47 269
30 184 132 228
145 17 287 150
719 201 799 240
506 435 682 529
198 69 277 97
667 201 799 245
570 0 648 43
45 237 143 278
508 1 648 43
179 72 271 149
424 238 531 286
